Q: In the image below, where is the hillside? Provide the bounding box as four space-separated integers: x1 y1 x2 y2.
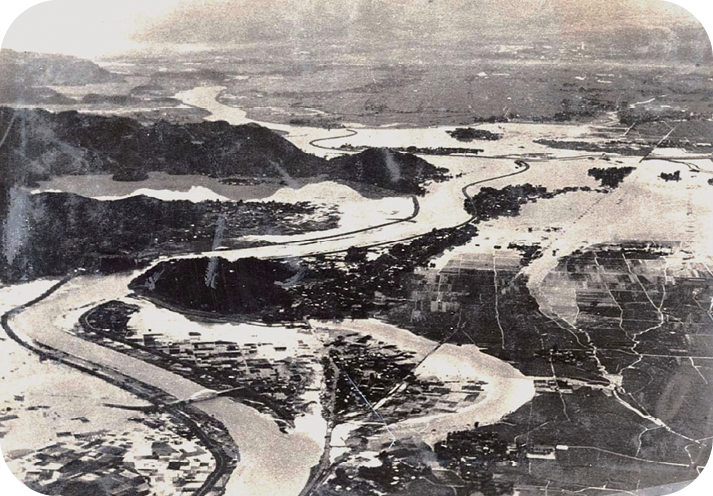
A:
0 107 447 282
0 49 124 105
0 107 446 195
1 191 337 282
329 148 449 196
0 107 327 187
129 257 298 315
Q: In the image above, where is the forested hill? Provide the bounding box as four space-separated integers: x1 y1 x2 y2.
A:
0 107 447 195
0 107 448 282
330 148 448 196
0 191 338 282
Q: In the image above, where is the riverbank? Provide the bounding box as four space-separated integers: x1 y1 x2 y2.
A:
313 319 535 446
6 273 324 496
0 276 234 496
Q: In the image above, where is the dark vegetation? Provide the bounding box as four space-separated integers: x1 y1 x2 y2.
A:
463 183 596 218
326 335 417 416
472 115 510 123
130 257 297 315
329 148 448 195
128 184 599 323
390 146 483 156
338 143 484 157
447 127 502 142
0 107 446 193
130 183 594 324
290 224 481 320
0 48 123 105
131 224 480 320
660 170 681 182
507 242 543 266
0 107 447 215
434 430 517 496
587 166 635 188
133 181 572 318
464 184 546 218
1 192 335 282
84 301 141 335
0 107 326 187
0 107 447 282
534 139 652 155
354 453 432 494
472 385 701 493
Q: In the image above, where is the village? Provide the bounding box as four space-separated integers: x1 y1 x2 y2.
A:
7 412 217 496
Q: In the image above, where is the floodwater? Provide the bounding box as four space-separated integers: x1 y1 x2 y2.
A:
7 83 713 495
31 172 287 202
314 319 535 446
7 274 323 496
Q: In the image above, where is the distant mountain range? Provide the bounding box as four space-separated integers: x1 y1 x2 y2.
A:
127 0 712 66
0 49 124 105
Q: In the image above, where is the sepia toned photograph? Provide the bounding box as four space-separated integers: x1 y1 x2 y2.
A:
1 1 712 495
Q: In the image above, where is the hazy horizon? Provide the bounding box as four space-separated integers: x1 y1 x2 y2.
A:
2 0 711 64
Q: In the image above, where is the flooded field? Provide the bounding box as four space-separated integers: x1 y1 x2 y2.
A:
5 274 323 496
314 319 535 446
6 77 713 496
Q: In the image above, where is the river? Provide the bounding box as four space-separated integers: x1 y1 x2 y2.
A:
7 272 324 496
2 86 561 496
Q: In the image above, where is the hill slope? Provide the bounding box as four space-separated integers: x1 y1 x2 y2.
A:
0 49 124 105
0 107 447 195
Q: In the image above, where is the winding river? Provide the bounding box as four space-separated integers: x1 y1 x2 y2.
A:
4 87 542 496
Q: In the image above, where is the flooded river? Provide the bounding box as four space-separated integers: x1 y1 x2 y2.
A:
13 85 688 496
8 273 323 496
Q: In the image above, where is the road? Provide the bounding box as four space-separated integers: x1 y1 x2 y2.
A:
1 274 232 496
3 91 541 496
308 128 359 151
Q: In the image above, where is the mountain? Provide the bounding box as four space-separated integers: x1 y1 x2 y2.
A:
0 49 124 105
0 107 446 194
0 107 326 186
0 49 123 86
129 257 298 315
0 191 337 282
330 148 448 196
0 106 448 282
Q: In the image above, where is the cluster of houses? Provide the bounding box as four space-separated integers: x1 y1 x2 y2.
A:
11 414 214 496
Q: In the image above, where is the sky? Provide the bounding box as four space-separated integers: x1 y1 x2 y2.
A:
1 0 189 58
0 0 711 60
